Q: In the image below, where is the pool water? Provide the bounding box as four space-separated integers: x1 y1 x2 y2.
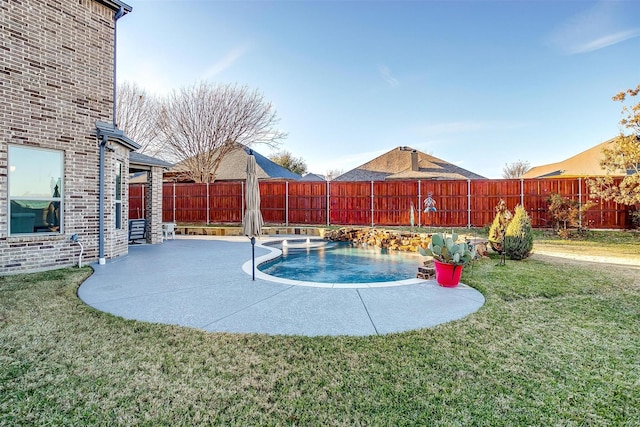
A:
259 241 421 283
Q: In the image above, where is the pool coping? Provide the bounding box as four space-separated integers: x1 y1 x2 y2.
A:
242 237 438 289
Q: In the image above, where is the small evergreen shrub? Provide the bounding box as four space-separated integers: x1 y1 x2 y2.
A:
504 204 534 260
488 199 512 253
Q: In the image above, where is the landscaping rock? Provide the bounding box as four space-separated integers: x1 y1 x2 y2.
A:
417 259 436 280
326 227 432 253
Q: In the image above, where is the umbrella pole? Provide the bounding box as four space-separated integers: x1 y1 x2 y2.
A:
251 236 256 281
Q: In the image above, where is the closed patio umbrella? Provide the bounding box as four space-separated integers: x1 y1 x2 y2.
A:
242 149 263 280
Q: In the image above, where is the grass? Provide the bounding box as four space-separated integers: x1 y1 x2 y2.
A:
1 251 639 425
532 229 640 259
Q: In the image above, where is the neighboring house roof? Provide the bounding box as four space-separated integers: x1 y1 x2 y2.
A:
300 173 327 181
334 146 486 181
522 138 624 178
129 152 173 170
168 145 302 181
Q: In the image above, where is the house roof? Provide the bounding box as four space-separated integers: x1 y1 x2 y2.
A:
129 152 173 171
168 145 302 181
95 121 140 151
95 0 133 14
522 138 624 178
300 173 327 181
334 146 486 181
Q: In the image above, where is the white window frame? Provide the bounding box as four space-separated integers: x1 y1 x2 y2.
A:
115 160 123 229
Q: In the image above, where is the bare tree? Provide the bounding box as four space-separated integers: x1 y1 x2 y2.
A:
116 81 162 156
325 169 344 181
269 150 307 176
502 160 531 179
159 82 286 183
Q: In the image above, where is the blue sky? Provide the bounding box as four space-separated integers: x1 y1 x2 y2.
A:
117 0 640 178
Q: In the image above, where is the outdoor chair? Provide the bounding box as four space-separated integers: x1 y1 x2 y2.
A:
162 222 176 241
128 219 146 243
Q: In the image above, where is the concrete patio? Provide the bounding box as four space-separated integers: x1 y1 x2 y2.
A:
78 236 485 336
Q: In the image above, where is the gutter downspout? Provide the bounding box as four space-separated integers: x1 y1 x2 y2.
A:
99 134 107 264
98 7 125 265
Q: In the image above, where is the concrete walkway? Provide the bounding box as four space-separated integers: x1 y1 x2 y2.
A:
78 236 485 337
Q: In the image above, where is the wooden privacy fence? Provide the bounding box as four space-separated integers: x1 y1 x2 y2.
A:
129 178 634 229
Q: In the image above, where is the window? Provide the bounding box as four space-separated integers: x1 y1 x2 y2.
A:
8 145 63 235
115 161 122 229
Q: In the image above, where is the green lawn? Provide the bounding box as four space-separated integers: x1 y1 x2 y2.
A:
1 246 639 425
532 229 640 260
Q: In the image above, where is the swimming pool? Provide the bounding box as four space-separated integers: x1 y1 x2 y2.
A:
259 240 421 284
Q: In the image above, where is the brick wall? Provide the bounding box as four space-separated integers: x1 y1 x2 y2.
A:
103 144 131 260
146 166 164 244
0 0 129 273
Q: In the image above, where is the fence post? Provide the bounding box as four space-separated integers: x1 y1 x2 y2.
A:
241 181 245 222
418 180 421 228
141 184 145 219
578 177 582 228
172 181 176 223
371 181 375 227
467 179 471 228
520 178 524 207
206 181 210 224
285 181 289 226
326 180 330 226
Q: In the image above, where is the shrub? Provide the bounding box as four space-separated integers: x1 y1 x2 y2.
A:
547 193 594 239
631 210 640 228
488 199 512 253
504 205 534 260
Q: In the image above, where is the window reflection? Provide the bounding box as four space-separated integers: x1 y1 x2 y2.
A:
9 145 63 235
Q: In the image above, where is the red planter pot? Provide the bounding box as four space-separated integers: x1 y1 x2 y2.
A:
434 260 464 287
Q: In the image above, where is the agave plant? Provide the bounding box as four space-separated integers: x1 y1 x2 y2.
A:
418 232 476 266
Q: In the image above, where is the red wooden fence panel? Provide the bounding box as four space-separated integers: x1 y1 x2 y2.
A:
129 184 145 219
209 181 243 223
420 180 470 227
288 181 327 224
330 182 372 225
469 179 521 227
260 181 286 224
129 178 634 229
584 193 628 229
373 181 419 226
523 178 581 227
162 182 174 222
523 179 551 227
174 183 208 223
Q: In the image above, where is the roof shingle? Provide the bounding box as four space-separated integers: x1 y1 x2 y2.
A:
521 138 625 178
334 146 485 181
168 144 301 181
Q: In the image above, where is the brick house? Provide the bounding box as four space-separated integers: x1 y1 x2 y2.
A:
1 0 162 274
